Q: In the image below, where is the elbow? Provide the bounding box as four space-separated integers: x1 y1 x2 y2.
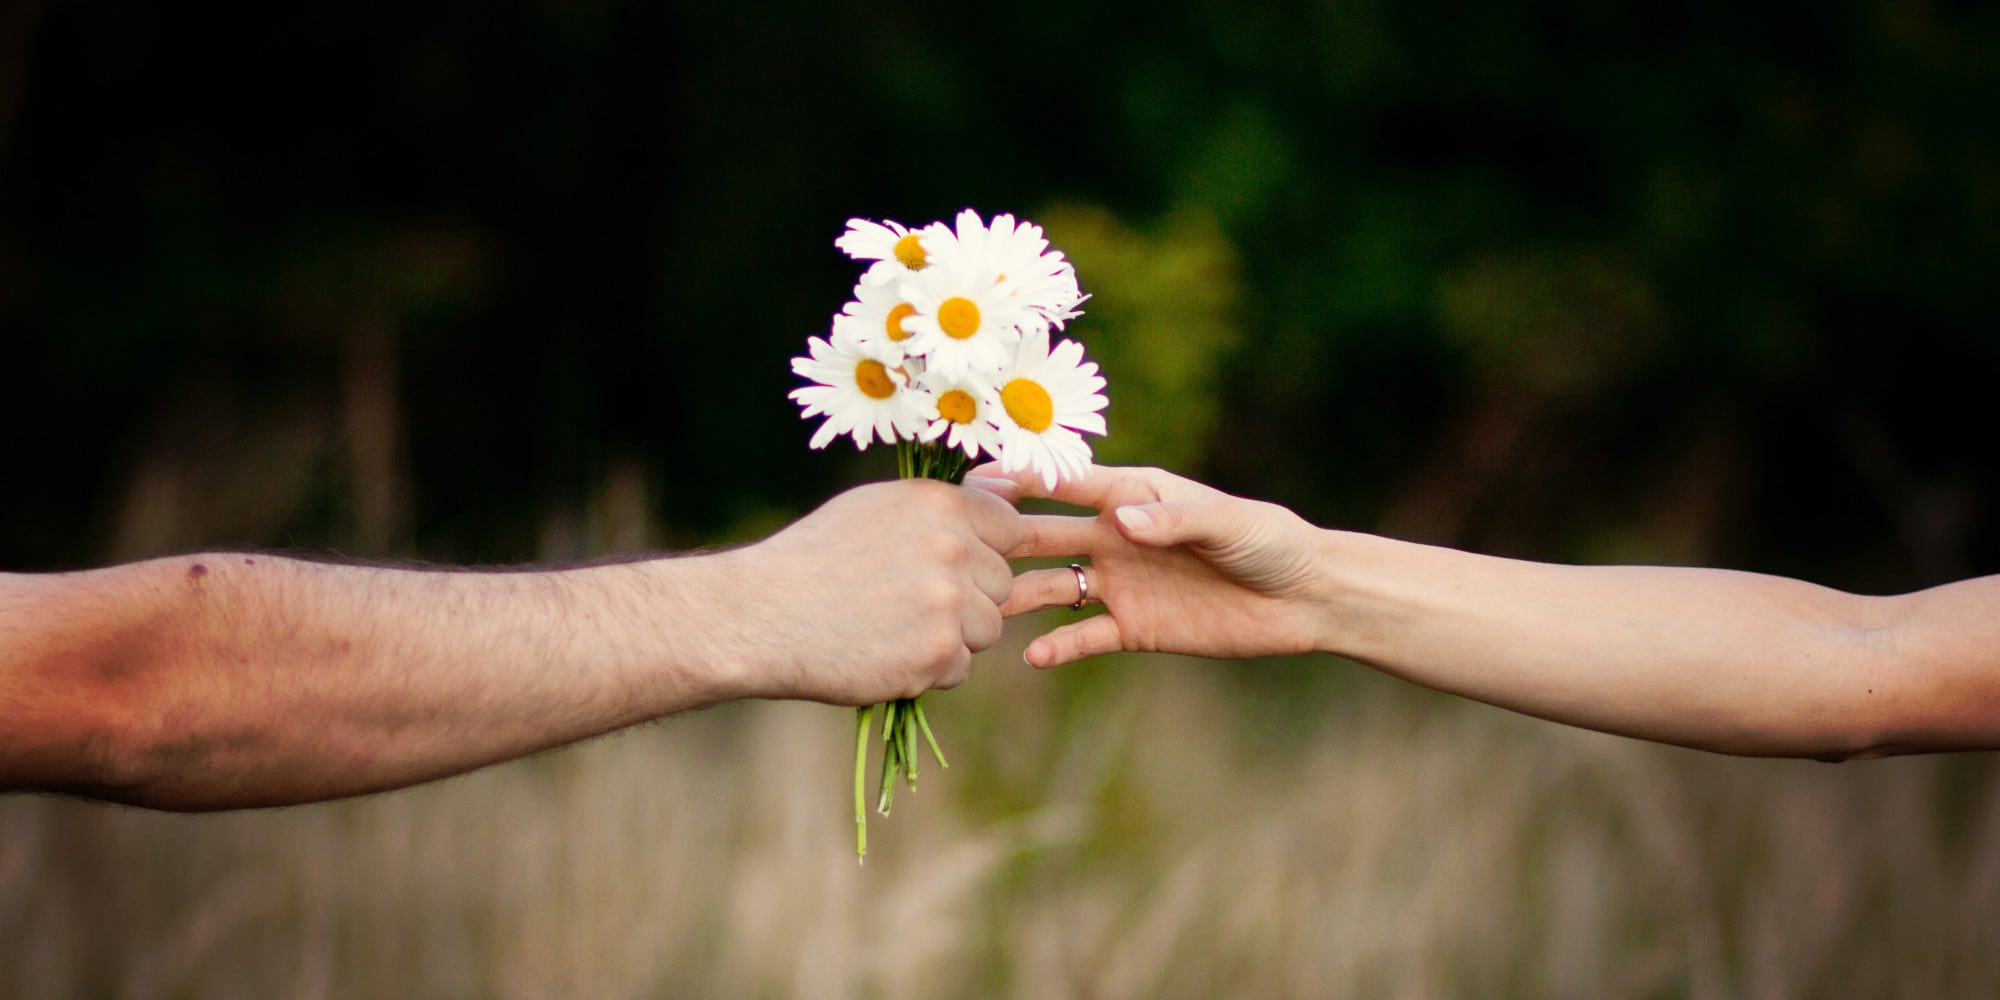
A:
77 658 253 811
48 659 185 806
1801 694 1911 763
2 673 176 806
29 632 204 808
1797 594 1956 762
3 561 236 809
1705 719 1907 763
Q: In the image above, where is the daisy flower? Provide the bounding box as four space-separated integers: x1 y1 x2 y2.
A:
921 209 1087 331
898 259 1025 378
831 275 922 360
914 208 994 271
913 368 1004 460
981 211 1089 330
835 217 941 286
790 327 930 450
994 327 1108 490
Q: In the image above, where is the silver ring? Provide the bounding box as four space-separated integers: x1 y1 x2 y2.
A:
1068 563 1088 610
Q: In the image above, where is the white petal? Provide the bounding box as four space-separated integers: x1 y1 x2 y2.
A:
1063 411 1108 436
809 419 840 449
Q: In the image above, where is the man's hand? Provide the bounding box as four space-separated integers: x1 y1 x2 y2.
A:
715 478 1023 705
987 464 1334 668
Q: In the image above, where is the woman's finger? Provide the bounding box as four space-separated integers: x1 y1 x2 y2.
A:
1000 564 1101 617
1009 514 1108 560
1023 614 1125 669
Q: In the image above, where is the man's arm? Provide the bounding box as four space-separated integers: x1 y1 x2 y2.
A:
997 464 2000 760
0 478 1020 809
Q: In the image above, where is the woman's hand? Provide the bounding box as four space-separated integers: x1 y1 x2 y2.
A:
988 464 1335 668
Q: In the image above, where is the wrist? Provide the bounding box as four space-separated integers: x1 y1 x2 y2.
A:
1308 528 1478 666
562 551 773 713
1302 527 1383 659
663 544 794 704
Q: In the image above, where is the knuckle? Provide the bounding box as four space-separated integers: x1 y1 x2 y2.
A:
906 479 958 514
1048 634 1078 664
1002 523 1027 553
1129 467 1167 503
938 655 972 691
1016 519 1044 552
975 544 1010 575
914 630 962 674
919 528 971 567
965 607 1003 652
915 575 961 615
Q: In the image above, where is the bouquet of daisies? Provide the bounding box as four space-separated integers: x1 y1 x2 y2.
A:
790 209 1108 859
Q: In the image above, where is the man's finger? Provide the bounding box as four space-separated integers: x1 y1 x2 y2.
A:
933 645 974 691
962 601 1004 655
966 460 1006 483
969 545 1015 607
1023 615 1124 669
963 475 1021 506
960 483 1026 553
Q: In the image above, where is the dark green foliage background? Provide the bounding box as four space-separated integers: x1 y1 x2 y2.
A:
3 0 1995 586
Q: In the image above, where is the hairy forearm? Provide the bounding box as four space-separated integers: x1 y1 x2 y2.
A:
4 552 750 809
1312 531 1995 759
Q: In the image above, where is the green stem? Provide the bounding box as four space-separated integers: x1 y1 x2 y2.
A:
913 699 948 769
903 700 919 790
854 705 874 862
877 718 899 816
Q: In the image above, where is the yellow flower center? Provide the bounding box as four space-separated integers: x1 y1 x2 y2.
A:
854 359 897 400
938 297 981 339
884 303 917 342
1001 378 1053 432
937 389 978 425
893 234 928 271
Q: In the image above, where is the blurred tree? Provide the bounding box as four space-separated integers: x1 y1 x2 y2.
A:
1038 204 1242 473
0 0 1990 595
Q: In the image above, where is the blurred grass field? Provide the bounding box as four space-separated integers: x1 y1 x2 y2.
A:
7 625 1998 998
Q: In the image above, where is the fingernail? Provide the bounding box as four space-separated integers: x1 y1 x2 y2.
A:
1115 505 1153 533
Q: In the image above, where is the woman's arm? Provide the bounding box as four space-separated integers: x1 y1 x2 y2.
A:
999 464 2000 759
0 478 1020 809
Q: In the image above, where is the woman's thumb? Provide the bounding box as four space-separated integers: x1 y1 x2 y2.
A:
1114 500 1229 549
